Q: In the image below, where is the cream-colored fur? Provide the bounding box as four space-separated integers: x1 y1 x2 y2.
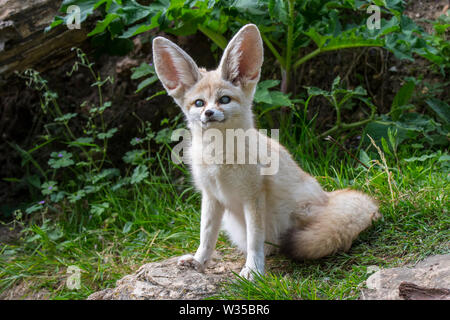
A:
152 24 381 280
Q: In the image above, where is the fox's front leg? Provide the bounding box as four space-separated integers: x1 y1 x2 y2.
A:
178 192 224 272
240 196 266 280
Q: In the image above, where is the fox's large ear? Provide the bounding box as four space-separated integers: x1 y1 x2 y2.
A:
219 24 263 89
152 37 201 100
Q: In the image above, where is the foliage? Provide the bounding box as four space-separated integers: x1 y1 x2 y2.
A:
10 49 184 227
363 77 449 153
46 0 449 143
49 0 448 91
304 76 377 139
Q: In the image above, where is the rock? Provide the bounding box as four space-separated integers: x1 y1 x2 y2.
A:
361 254 450 300
87 252 243 300
0 280 51 300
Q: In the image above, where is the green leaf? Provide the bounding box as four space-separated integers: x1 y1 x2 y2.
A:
90 202 110 216
122 221 133 234
48 151 74 169
97 128 118 139
123 149 146 165
131 165 149 184
306 86 330 97
135 76 159 93
68 190 86 203
439 153 450 162
381 137 392 156
26 203 44 215
391 80 415 121
363 120 410 147
50 191 65 203
269 91 292 107
305 28 329 48
254 88 273 105
131 63 155 79
146 90 166 101
54 113 78 122
90 168 120 184
68 137 97 148
155 128 172 144
258 80 280 90
268 0 289 25
359 150 371 168
59 0 99 24
87 13 120 37
403 153 439 162
41 181 58 196
379 16 400 36
425 98 450 124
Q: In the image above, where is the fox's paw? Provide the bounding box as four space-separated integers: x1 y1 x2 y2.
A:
177 254 205 273
239 266 261 281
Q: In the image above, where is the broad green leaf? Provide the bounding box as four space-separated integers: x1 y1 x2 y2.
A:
404 153 439 162
131 165 149 184
97 128 118 139
123 149 146 165
90 202 110 216
87 13 120 37
41 181 58 196
135 75 159 93
391 80 415 121
425 98 450 124
254 89 273 104
48 151 74 169
68 190 86 203
359 149 371 169
123 221 133 234
131 63 155 80
54 113 78 122
269 91 292 107
305 28 329 48
268 0 289 25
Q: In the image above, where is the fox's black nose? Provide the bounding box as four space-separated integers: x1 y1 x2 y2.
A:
204 110 214 117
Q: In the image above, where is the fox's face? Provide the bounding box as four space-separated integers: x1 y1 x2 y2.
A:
152 24 263 130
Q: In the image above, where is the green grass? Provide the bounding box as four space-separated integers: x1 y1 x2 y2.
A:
0 114 448 300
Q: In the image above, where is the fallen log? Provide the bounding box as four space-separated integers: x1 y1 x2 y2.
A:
0 0 88 80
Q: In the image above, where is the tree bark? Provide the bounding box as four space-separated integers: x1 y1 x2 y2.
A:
0 0 88 79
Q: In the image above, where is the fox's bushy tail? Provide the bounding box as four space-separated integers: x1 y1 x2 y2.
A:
281 189 380 260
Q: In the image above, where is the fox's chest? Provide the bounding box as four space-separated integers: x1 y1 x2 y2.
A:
191 163 260 209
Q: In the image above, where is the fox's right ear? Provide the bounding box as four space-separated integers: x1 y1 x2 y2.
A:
152 37 201 100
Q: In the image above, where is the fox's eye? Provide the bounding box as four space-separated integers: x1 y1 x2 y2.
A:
195 99 205 108
219 96 231 104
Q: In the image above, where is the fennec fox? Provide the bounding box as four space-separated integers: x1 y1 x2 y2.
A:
152 24 381 280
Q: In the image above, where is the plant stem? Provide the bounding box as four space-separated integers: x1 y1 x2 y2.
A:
283 0 295 92
198 24 228 50
293 48 321 70
261 32 285 68
318 115 375 140
293 43 383 70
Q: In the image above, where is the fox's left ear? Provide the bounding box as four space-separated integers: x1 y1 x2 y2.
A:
219 24 263 90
